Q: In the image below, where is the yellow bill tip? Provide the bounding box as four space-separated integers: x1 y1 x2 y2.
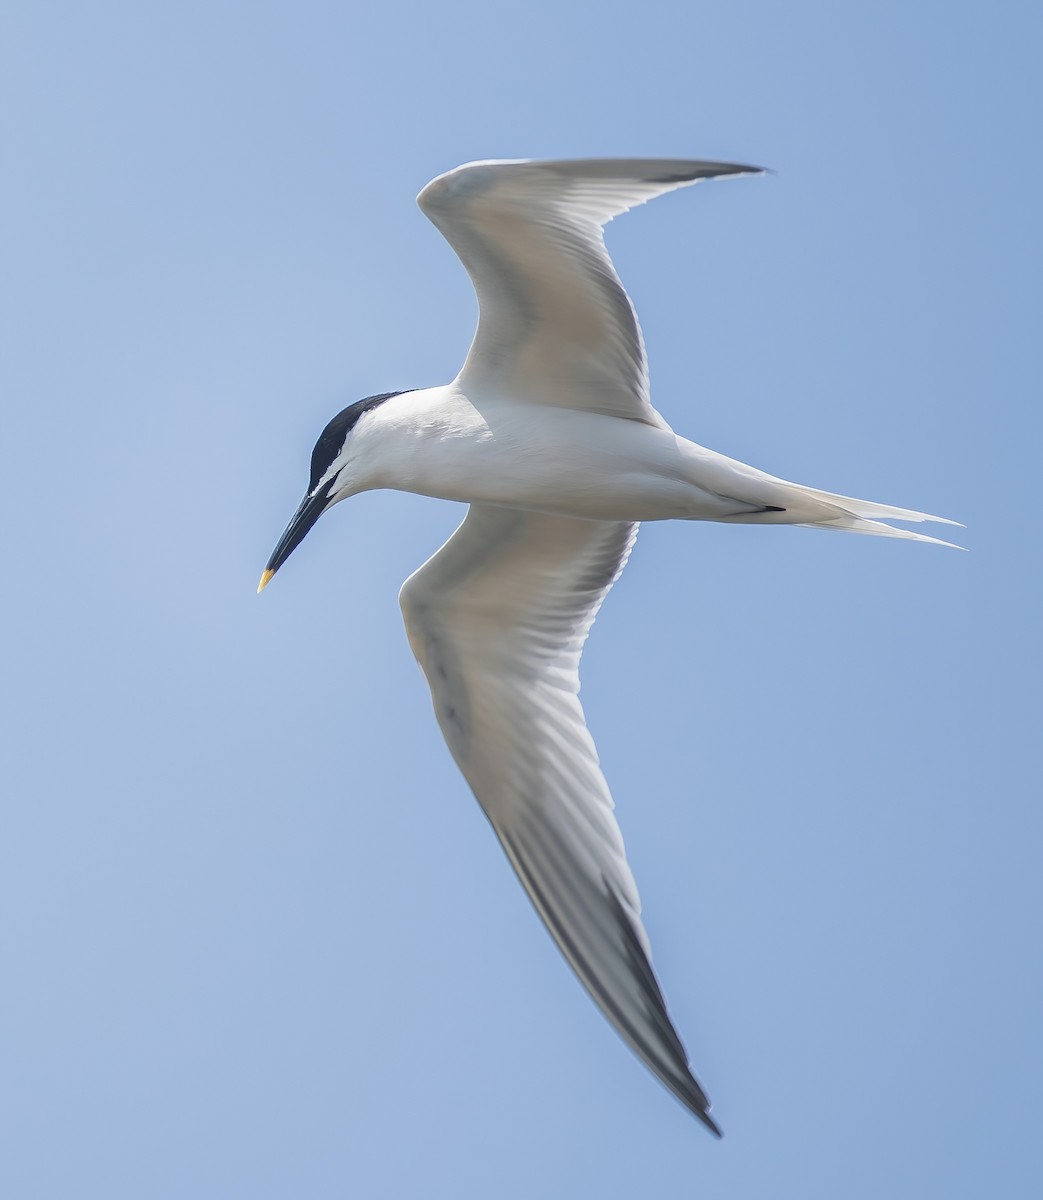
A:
257 569 275 594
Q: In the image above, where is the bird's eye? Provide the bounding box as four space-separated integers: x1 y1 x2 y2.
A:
309 434 340 492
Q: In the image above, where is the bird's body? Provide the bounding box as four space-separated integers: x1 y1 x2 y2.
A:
335 385 761 520
260 158 957 1136
320 382 952 527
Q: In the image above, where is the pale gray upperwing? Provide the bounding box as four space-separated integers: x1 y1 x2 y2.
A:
418 158 763 425
399 504 720 1134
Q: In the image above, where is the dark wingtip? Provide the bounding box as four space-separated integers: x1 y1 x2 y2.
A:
650 162 769 184
696 1106 723 1138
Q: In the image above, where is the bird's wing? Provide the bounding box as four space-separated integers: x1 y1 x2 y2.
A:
399 504 720 1133
418 157 763 424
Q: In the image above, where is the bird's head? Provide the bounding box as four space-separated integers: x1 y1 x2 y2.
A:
257 391 408 592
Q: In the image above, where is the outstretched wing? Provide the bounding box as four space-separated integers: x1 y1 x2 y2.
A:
418 157 763 424
399 504 720 1134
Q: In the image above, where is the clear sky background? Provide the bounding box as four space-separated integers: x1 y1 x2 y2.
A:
2 2 1040 1197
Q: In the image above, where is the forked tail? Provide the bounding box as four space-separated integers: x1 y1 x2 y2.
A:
710 469 964 547
785 483 964 548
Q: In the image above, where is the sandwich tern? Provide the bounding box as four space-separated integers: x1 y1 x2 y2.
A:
259 158 957 1135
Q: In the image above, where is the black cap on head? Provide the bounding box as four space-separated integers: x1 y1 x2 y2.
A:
258 390 413 592
308 391 412 491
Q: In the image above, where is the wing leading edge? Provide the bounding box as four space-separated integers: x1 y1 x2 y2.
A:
400 505 720 1134
418 157 764 425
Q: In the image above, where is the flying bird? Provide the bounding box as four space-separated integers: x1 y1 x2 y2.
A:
259 158 957 1135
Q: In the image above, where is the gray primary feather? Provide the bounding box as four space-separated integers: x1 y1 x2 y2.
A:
418 158 763 426
400 506 721 1135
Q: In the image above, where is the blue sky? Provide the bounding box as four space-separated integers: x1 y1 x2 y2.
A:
2 2 1041 1196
